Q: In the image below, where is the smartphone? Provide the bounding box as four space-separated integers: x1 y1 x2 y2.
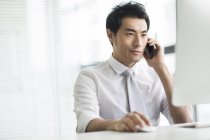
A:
144 44 156 59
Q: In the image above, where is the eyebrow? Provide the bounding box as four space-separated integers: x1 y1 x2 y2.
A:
125 28 147 33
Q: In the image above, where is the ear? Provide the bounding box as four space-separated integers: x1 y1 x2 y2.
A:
106 29 114 45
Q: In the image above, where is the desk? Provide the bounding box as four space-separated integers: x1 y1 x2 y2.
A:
13 126 210 140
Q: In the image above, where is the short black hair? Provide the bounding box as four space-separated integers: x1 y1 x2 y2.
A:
106 1 150 34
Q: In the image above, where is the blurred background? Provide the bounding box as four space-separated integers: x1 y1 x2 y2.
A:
0 0 209 139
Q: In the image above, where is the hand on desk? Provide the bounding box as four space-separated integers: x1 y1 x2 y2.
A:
113 111 152 132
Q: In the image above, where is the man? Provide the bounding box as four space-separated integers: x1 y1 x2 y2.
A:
74 1 192 133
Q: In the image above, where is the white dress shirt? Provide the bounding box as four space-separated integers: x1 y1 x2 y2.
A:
74 56 173 133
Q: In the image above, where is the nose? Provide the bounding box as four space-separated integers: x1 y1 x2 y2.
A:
133 35 143 48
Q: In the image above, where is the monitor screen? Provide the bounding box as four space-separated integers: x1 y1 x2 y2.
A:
172 0 210 106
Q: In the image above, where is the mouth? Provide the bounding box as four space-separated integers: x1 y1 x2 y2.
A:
129 50 143 55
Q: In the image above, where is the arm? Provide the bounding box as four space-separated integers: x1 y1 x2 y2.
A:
145 38 192 123
86 118 118 132
86 112 151 132
153 63 192 123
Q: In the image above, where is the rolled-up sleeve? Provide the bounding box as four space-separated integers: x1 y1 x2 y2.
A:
73 69 101 133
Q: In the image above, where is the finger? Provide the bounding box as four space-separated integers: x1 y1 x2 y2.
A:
147 38 160 48
133 111 152 126
127 113 144 125
147 38 156 44
122 117 138 132
133 115 147 128
124 117 138 132
126 113 148 129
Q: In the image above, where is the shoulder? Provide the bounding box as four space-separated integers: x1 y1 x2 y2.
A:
77 60 110 80
74 60 110 92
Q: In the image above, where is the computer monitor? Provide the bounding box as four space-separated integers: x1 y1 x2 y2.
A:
172 0 210 106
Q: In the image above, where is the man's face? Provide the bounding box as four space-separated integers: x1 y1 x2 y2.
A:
110 17 148 67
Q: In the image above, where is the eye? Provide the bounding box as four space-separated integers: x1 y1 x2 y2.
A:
141 33 148 37
126 32 134 36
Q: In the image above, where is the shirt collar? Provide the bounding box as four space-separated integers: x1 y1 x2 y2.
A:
108 56 139 75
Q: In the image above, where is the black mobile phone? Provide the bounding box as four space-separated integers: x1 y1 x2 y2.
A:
144 44 156 59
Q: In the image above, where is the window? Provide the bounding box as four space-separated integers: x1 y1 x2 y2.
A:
1 1 209 139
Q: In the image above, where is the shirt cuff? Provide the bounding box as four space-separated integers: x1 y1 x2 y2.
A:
76 115 102 133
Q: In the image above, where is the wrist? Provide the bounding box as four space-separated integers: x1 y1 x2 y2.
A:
107 120 121 131
152 63 166 73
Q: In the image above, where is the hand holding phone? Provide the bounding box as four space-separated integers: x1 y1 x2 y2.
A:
144 43 156 59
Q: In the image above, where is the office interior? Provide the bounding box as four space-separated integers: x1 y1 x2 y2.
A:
0 0 210 139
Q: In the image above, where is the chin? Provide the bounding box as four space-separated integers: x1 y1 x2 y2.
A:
133 56 142 62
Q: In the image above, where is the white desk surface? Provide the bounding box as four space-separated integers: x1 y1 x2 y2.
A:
12 125 210 140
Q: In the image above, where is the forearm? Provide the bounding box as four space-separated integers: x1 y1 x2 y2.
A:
86 118 118 132
153 63 192 123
